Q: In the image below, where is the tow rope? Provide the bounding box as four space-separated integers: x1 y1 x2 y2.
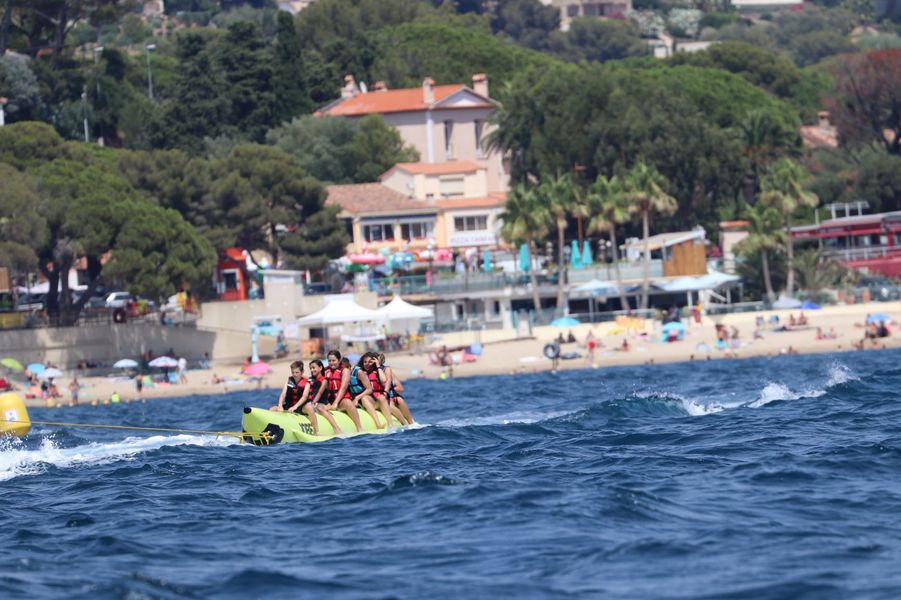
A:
0 419 271 444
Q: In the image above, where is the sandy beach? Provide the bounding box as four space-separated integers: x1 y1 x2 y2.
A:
20 301 901 409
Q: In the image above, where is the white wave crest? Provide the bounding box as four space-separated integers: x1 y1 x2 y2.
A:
825 362 858 387
435 409 577 428
0 434 236 482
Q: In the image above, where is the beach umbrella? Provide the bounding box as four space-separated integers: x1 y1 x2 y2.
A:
550 316 580 328
1 358 23 371
243 361 271 377
519 243 530 273
482 249 492 273
39 367 63 380
581 240 593 268
867 313 890 323
148 356 178 368
113 358 139 369
772 296 802 309
570 240 582 270
800 302 821 310
26 363 45 375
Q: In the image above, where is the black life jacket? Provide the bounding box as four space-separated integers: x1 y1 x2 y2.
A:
286 376 307 405
309 375 326 400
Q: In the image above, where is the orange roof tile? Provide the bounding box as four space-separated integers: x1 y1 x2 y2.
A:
326 183 434 215
435 193 506 210
317 84 491 116
388 161 483 177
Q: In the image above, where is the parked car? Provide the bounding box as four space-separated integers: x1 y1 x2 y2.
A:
105 292 133 308
857 276 901 302
304 282 332 295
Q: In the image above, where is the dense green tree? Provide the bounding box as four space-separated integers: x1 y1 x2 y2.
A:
500 183 549 318
0 120 88 170
272 10 312 125
548 18 647 63
0 53 41 122
623 161 677 310
734 109 799 204
208 145 348 269
0 163 45 275
792 30 855 66
216 21 277 141
373 21 556 89
266 115 358 183
296 0 438 52
760 158 819 297
853 151 901 212
491 0 559 51
349 114 420 182
104 203 216 300
154 32 228 153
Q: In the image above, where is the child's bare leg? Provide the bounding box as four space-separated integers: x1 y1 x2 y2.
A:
375 394 393 429
317 406 343 435
339 398 364 432
302 404 320 435
395 396 414 423
390 403 408 426
359 397 384 428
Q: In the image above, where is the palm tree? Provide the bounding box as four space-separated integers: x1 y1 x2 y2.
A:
735 110 797 205
500 184 549 319
623 161 677 310
540 173 578 318
760 158 818 298
736 202 784 303
585 174 632 311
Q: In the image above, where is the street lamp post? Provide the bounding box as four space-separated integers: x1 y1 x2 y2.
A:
0 97 7 126
93 46 103 97
81 85 89 143
144 44 156 101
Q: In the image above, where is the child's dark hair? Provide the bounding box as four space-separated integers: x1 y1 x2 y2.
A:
309 359 324 371
327 350 341 360
340 357 351 369
290 360 304 372
377 353 386 365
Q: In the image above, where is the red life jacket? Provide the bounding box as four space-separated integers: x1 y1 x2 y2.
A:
324 367 350 400
286 376 308 405
367 369 384 393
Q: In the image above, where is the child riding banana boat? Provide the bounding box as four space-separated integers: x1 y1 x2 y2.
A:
243 351 414 444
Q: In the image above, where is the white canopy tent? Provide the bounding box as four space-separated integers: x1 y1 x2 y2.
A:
375 296 434 334
296 298 383 326
296 298 385 342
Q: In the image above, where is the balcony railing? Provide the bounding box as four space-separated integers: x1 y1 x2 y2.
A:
823 246 901 262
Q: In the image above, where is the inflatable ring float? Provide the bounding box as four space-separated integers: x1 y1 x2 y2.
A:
112 308 127 323
543 341 561 360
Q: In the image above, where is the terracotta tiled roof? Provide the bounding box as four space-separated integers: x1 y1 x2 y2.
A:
800 124 838 149
317 85 491 116
435 193 506 210
387 161 483 177
326 183 433 215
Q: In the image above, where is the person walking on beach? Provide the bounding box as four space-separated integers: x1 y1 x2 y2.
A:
68 377 79 406
177 356 188 384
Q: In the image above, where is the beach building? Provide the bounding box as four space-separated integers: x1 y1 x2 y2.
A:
792 210 901 277
540 0 633 30
316 74 507 195
623 228 708 278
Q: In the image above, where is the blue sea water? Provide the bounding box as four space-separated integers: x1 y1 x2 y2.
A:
3 350 901 599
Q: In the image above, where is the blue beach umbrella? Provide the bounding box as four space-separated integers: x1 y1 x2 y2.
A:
570 240 582 270
551 316 580 328
519 243 530 273
867 313 890 323
581 240 593 267
482 249 492 273
26 363 45 375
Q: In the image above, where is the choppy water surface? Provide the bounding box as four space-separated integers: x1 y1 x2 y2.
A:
4 350 901 599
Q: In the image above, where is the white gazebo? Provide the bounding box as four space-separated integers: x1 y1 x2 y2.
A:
375 296 434 334
296 298 385 342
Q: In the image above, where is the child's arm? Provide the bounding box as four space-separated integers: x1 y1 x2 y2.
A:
354 370 372 402
288 382 311 412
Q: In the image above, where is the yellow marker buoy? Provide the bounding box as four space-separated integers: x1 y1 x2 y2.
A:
0 392 31 437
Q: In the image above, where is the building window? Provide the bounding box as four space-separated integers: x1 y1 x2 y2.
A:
584 3 600 16
401 221 435 240
222 270 239 291
454 215 488 232
474 121 484 158
566 4 580 17
443 120 454 160
363 223 395 242
440 176 465 198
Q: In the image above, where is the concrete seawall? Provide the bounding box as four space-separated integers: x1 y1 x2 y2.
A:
0 323 274 368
